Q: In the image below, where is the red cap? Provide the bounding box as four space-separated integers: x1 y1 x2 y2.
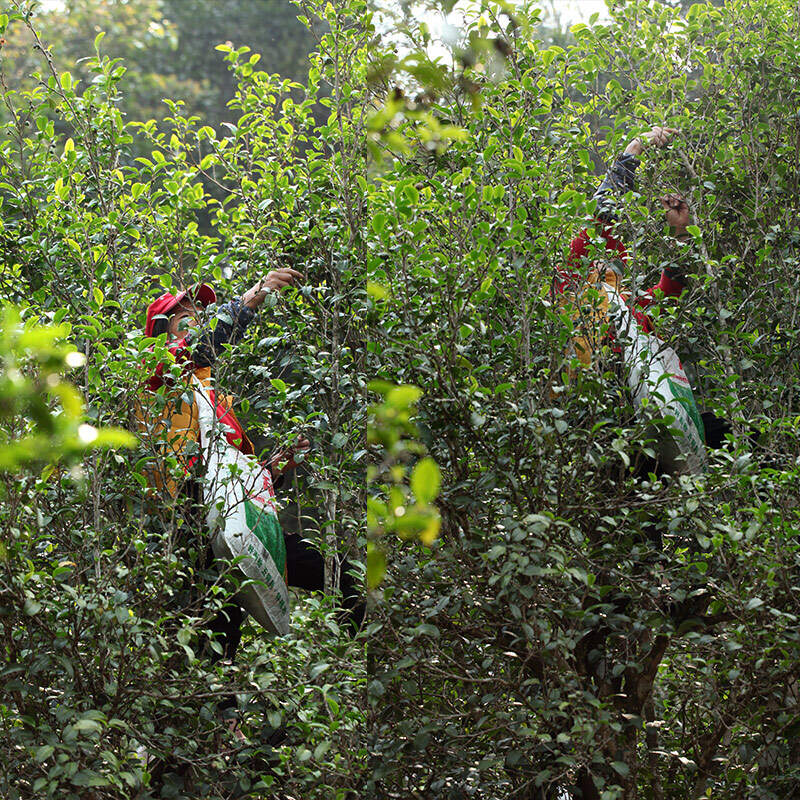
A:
145 283 216 337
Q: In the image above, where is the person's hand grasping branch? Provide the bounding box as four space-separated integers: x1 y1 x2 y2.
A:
625 125 680 157
242 268 304 310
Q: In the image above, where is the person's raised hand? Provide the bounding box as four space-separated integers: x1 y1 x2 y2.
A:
625 126 680 156
260 268 304 293
242 268 304 309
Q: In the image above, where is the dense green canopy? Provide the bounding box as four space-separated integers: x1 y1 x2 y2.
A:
1 0 799 798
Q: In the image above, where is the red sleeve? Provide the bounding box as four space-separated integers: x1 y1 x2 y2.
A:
631 271 686 332
556 222 628 294
636 270 686 310
145 337 192 392
146 361 165 392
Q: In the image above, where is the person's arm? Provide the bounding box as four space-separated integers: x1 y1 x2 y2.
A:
635 192 693 317
596 126 679 223
188 268 304 367
241 268 303 311
556 156 638 292
188 299 255 368
558 126 684 294
591 152 640 224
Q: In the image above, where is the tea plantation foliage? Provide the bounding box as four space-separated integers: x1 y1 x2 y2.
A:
2 0 800 798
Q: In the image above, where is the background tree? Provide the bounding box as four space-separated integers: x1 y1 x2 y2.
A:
0 0 318 129
161 0 323 127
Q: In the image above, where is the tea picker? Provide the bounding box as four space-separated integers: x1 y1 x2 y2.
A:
555 124 731 476
139 269 364 733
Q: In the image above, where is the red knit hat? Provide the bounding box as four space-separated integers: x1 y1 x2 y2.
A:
145 283 216 337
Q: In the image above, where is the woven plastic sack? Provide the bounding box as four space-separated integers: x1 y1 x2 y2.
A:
193 375 290 635
604 284 706 474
